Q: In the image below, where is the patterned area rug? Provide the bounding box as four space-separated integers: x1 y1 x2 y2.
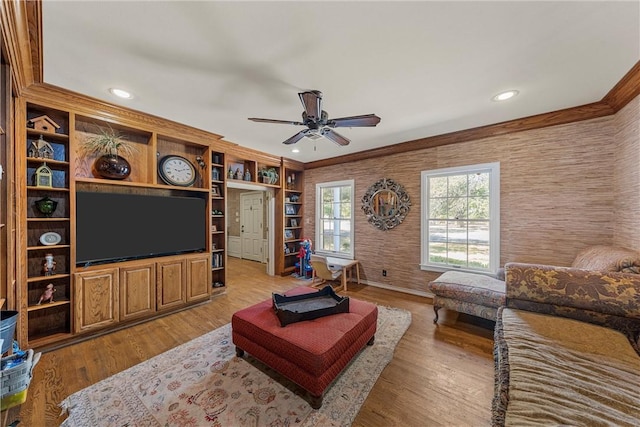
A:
60 306 411 426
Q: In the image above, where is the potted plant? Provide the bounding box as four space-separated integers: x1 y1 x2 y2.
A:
79 126 137 180
258 167 268 184
259 167 279 184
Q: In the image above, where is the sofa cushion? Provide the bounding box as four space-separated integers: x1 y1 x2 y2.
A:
493 307 640 426
429 271 505 308
572 245 640 274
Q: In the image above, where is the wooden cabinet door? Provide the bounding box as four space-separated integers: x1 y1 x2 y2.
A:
186 255 211 302
120 262 156 321
156 259 186 311
74 268 119 333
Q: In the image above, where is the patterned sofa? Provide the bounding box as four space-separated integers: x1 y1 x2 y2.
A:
492 246 640 426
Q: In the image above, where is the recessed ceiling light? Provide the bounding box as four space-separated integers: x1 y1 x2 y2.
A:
109 88 133 99
492 90 519 102
291 148 300 153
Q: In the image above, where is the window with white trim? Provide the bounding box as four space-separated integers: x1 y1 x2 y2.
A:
421 162 500 273
315 180 354 259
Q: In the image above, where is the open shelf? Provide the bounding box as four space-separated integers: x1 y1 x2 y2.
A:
210 151 226 288
278 163 304 275
27 299 71 312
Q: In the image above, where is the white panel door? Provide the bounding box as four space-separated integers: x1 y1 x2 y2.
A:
241 192 263 262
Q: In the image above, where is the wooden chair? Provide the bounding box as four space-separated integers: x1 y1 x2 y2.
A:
310 254 342 287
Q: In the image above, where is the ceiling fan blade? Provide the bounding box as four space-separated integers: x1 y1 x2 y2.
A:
321 128 350 146
298 90 322 121
328 114 381 128
282 130 307 145
248 117 305 126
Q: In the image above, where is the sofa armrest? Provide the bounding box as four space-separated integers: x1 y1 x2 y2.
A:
504 262 640 348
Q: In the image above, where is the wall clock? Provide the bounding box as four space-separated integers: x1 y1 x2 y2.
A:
158 155 197 187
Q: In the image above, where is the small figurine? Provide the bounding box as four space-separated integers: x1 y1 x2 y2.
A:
234 168 241 180
244 170 251 181
296 238 313 278
37 283 56 305
228 168 234 179
43 253 56 276
195 155 206 169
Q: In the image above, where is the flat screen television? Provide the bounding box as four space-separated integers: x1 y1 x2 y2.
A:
76 191 206 266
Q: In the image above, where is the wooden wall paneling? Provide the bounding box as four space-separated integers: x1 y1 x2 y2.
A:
0 58 15 312
612 96 640 249
14 96 29 344
149 131 159 186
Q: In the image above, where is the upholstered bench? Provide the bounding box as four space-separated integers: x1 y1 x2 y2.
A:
427 271 505 323
231 286 378 409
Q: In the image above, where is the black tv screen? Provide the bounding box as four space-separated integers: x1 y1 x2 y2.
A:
76 192 206 266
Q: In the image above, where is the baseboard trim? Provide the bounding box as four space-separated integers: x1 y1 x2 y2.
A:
360 279 433 298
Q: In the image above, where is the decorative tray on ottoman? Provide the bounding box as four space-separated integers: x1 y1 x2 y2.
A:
272 286 350 326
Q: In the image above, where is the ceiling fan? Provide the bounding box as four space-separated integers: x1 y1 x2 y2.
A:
248 90 381 146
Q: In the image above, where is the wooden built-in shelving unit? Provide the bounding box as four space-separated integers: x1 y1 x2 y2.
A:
277 160 305 276
15 97 233 349
13 86 304 350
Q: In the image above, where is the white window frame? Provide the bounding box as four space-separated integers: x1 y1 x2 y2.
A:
315 179 355 259
420 162 500 274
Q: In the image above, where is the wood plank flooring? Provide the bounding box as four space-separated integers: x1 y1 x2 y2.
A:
5 258 494 426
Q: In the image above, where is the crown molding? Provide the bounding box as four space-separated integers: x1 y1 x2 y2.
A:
602 60 640 112
306 60 639 170
0 0 42 95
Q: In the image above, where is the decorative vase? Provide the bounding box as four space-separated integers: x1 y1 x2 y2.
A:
93 155 131 180
35 196 58 217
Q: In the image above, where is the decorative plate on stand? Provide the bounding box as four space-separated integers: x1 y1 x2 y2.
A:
40 232 62 246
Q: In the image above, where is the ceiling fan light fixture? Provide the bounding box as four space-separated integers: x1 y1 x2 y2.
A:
248 90 380 146
305 132 323 140
109 88 133 99
492 90 519 102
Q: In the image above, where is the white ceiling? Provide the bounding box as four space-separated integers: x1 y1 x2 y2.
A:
42 1 640 164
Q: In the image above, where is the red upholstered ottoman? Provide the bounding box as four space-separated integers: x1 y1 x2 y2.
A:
231 286 378 409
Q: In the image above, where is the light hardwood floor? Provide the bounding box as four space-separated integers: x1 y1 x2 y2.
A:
6 258 494 426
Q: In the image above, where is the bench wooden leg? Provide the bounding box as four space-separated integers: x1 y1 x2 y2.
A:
236 347 245 357
433 305 440 324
